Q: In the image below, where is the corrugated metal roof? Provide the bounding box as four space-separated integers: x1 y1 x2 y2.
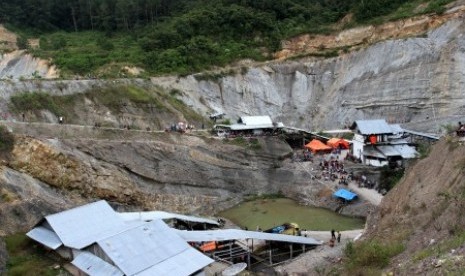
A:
135 248 213 276
45 200 135 249
240 116 273 126
26 226 62 250
118 211 219 226
403 129 440 140
98 219 213 276
377 145 402 157
72 251 124 276
173 229 323 245
391 144 419 158
354 119 393 135
362 147 386 158
230 124 276 130
389 124 404 134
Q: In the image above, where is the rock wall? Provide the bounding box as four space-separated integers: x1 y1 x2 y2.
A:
153 18 465 133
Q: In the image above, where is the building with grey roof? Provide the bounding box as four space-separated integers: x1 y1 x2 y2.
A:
213 115 284 137
27 200 324 275
27 200 214 276
350 119 419 167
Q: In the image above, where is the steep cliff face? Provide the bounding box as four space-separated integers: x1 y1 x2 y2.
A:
154 17 465 133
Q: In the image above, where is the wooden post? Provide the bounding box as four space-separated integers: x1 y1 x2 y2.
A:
290 244 293 258
269 249 273 265
247 251 251 269
303 244 306 253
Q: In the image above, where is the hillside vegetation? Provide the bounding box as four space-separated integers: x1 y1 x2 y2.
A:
0 0 455 76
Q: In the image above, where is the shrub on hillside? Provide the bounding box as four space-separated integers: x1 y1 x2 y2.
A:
345 240 405 269
10 92 63 116
0 125 14 157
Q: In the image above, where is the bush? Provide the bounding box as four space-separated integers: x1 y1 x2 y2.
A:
379 166 404 191
345 240 405 269
9 92 63 116
0 125 14 155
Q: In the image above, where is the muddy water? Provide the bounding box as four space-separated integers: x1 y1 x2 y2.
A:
218 198 365 231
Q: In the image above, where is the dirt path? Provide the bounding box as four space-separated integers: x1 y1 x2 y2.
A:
275 229 363 275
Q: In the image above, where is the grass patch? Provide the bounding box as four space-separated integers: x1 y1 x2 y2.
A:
85 85 162 109
223 137 262 151
5 233 65 276
345 239 405 270
9 92 65 117
193 69 236 82
417 141 432 158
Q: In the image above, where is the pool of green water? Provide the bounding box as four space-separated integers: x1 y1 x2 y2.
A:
218 198 365 231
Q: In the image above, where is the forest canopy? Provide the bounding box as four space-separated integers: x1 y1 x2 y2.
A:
0 0 453 75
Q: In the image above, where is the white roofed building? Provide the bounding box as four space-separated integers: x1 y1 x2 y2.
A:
350 119 419 167
27 200 214 276
213 115 284 137
27 200 322 275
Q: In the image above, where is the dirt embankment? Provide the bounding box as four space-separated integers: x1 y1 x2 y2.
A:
364 138 465 274
275 3 465 59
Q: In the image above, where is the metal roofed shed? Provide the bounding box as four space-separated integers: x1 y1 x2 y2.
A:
352 119 393 135
362 147 386 158
26 226 63 250
72 251 124 276
118 211 219 226
392 144 419 158
333 189 358 201
238 116 273 126
173 229 323 245
97 219 214 276
376 145 402 157
134 248 213 276
44 200 138 249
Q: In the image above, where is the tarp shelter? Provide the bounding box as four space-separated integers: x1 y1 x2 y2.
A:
305 139 332 153
333 189 358 201
326 138 350 149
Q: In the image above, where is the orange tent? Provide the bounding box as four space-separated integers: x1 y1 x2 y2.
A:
327 138 350 149
305 139 332 153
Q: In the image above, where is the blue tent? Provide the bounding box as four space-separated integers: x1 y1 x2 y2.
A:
333 189 358 201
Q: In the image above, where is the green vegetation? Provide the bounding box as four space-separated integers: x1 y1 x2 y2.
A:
223 137 262 150
417 141 432 158
1 0 454 76
5 233 65 276
379 166 405 191
345 239 405 271
8 85 203 125
9 92 67 117
0 125 14 155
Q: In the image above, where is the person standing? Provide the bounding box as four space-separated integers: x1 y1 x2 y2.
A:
337 231 341 243
331 229 336 239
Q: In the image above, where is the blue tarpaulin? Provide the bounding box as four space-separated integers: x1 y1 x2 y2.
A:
333 189 358 201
